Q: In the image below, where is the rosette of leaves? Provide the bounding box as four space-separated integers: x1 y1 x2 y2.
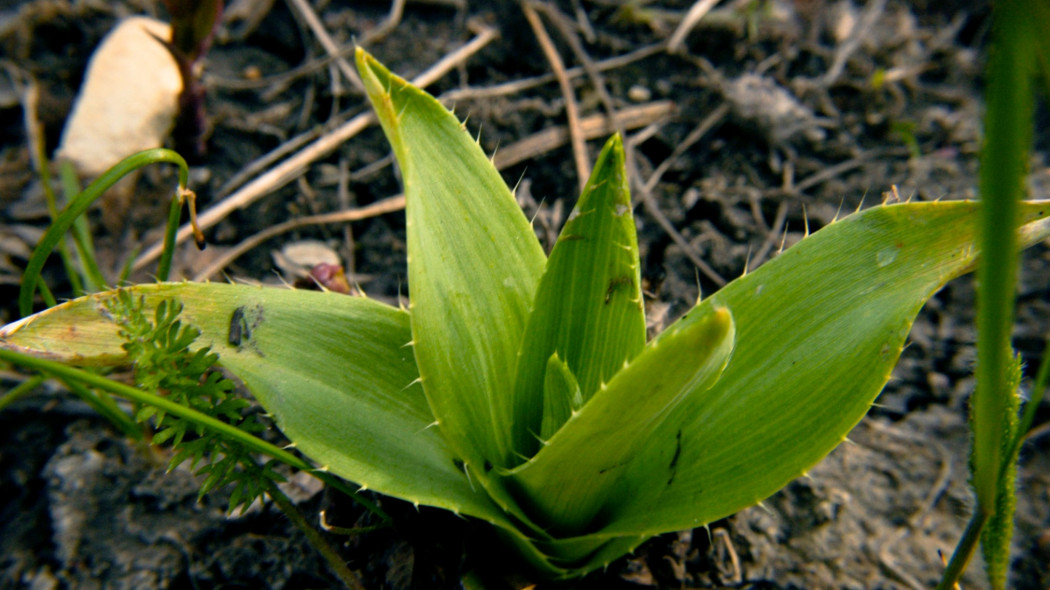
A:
4 49 1050 581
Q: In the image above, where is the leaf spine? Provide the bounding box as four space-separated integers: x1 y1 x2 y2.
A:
831 198 845 223
854 192 867 214
777 222 789 255
461 461 476 492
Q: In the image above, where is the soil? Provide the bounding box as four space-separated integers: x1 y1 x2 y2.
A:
1 0 1049 588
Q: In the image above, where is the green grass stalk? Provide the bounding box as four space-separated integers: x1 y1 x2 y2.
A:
939 1 1036 586
19 149 191 317
34 135 85 298
58 161 107 292
971 0 1031 514
0 375 47 412
61 377 143 440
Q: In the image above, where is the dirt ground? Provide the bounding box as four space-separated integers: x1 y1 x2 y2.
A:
1 0 1049 588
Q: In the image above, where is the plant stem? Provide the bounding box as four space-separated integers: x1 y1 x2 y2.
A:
1003 331 1050 478
972 0 1032 514
58 160 107 292
265 479 367 590
0 375 47 412
157 189 186 282
61 377 143 440
936 508 990 590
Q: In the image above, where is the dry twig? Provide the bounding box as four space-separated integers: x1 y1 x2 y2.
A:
285 0 362 93
193 195 406 281
493 101 674 169
442 43 664 102
133 24 498 272
522 1 590 193
667 0 722 54
200 102 673 279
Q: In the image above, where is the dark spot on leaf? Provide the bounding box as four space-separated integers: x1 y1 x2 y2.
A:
229 305 265 354
228 307 248 346
484 460 492 472
453 458 466 473
605 276 633 304
667 430 682 486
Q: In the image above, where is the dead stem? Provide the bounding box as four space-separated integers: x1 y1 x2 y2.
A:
285 0 362 93
538 0 725 287
522 1 590 193
493 102 674 169
193 195 405 281
441 43 664 102
667 0 722 53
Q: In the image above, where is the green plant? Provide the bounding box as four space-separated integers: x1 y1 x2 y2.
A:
3 49 1050 582
937 1 1050 588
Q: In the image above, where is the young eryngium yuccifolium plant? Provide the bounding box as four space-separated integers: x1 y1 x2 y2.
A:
3 48 1050 581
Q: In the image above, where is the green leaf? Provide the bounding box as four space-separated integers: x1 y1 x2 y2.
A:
355 49 546 474
508 307 734 536
590 200 1050 538
539 353 582 442
512 135 646 457
0 283 512 528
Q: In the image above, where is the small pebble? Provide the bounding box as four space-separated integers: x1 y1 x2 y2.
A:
627 84 652 102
